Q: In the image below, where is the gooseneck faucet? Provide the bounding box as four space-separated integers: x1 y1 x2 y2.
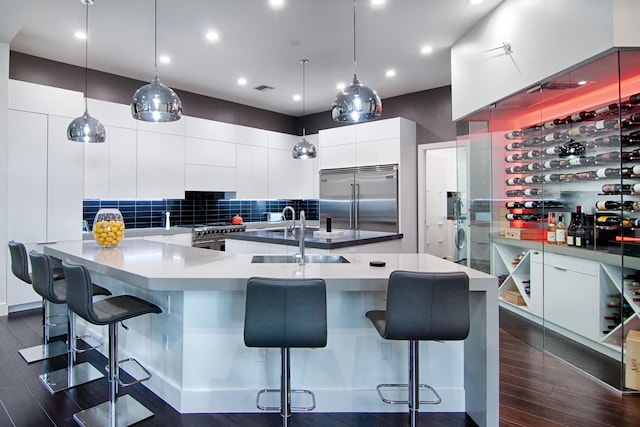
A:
282 206 296 232
297 210 306 265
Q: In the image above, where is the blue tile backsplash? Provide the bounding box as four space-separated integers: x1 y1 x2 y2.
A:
83 191 319 230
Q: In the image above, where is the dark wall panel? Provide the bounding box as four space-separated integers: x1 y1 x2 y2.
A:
10 52 456 144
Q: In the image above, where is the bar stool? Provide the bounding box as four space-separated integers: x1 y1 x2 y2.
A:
365 270 470 427
244 277 327 427
8 240 67 363
29 251 111 394
62 259 162 427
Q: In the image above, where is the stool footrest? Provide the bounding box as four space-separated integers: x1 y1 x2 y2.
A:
376 383 442 405
44 312 67 328
256 388 317 411
105 358 152 387
71 334 103 353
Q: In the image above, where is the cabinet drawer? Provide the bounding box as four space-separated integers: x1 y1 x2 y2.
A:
540 251 598 277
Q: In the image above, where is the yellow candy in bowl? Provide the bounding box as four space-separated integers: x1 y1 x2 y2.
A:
92 208 125 247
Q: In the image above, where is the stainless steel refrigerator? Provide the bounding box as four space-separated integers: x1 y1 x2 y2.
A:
319 165 398 232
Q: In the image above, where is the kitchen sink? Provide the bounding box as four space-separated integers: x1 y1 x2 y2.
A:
251 255 350 264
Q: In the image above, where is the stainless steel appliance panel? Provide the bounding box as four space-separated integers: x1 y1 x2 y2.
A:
320 165 398 232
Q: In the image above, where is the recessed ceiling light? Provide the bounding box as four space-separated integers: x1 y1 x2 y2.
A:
421 45 433 55
336 82 346 90
371 0 385 6
237 77 247 86
159 55 171 64
74 31 87 39
467 0 484 4
293 94 301 101
578 80 588 86
269 0 284 8
385 69 396 78
205 31 219 42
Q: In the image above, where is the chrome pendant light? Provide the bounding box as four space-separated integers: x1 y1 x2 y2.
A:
331 0 382 123
67 0 106 143
131 0 182 122
293 59 317 159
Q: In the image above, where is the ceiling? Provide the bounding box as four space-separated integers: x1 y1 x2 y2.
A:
3 0 503 116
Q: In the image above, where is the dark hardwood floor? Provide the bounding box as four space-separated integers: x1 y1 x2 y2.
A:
2 308 640 426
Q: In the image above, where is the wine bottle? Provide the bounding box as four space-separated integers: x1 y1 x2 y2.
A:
621 165 640 178
596 200 622 210
505 142 522 151
521 137 542 147
595 134 630 146
596 215 621 226
601 184 633 194
555 214 567 245
505 154 521 162
524 162 542 171
595 151 621 163
624 201 640 211
543 146 560 156
543 118 569 129
594 119 620 130
523 188 541 196
543 159 564 169
504 130 522 140
544 173 561 182
505 165 521 174
595 103 621 116
566 208 580 246
568 125 595 136
543 132 570 143
576 212 590 248
568 156 596 166
523 175 542 184
560 173 576 182
576 171 598 180
573 207 584 247
595 168 621 178
506 178 522 186
522 150 541 159
522 201 541 208
547 212 556 244
506 189 524 197
505 201 524 209
568 110 596 123
505 213 523 220
629 93 640 104
521 125 542 136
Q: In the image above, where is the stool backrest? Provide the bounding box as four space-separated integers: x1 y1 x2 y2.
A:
29 251 64 304
244 277 327 348
8 240 31 284
61 260 98 324
383 270 470 341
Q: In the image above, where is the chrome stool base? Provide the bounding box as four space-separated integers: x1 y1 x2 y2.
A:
39 362 104 394
18 340 67 364
376 383 442 405
256 388 317 412
73 394 153 427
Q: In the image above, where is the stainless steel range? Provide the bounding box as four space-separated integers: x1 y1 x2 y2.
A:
187 223 246 251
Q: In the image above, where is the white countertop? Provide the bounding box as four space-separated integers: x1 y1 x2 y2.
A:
44 239 496 293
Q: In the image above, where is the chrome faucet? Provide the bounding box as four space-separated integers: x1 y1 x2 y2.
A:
296 210 306 265
282 205 296 232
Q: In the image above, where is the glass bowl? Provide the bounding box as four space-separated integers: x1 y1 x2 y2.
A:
92 208 126 247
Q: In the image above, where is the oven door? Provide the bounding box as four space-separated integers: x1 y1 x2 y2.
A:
192 237 225 251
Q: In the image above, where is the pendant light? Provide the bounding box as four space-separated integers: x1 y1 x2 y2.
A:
131 0 182 122
67 0 106 143
331 0 382 123
293 59 317 159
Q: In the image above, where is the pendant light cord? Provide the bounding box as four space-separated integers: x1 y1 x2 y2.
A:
301 59 307 137
154 0 158 76
84 1 89 113
352 0 357 77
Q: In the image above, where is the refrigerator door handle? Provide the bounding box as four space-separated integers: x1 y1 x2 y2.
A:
349 183 354 229
354 183 360 229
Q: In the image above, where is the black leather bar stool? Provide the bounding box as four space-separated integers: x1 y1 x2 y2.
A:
365 270 470 427
244 277 327 427
8 240 67 363
29 251 111 394
62 259 162 427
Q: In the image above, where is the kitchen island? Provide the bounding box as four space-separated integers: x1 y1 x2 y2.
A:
43 239 498 426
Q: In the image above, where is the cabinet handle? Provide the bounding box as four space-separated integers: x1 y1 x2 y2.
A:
553 266 567 272
477 241 489 245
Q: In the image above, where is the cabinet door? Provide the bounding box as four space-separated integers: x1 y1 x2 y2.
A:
236 144 268 199
7 110 47 243
47 115 84 242
108 126 137 199
137 130 163 198
162 134 185 199
83 133 109 199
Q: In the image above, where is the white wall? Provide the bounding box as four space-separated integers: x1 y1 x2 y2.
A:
451 0 617 120
0 43 9 315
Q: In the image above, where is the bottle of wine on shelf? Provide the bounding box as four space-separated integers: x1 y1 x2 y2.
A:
595 134 630 146
504 130 522 140
524 162 542 171
559 173 576 182
547 212 556 244
505 213 545 221
596 200 622 211
568 125 595 136
573 207 584 247
506 189 524 197
566 210 577 246
594 119 620 130
505 154 522 163
543 146 560 156
505 165 521 174
523 188 541 196
621 165 640 178
596 215 621 226
629 93 640 105
523 175 542 184
543 159 569 169
601 183 634 194
505 201 524 209
595 103 621 116
555 214 567 245
505 177 522 186
595 167 621 178
595 151 621 163
544 173 561 182
521 137 542 148
576 212 590 248
521 125 543 136
522 150 541 159
543 132 570 143
568 156 596 166
505 142 522 151
622 149 640 162
576 170 598 180
568 110 596 123
543 118 569 129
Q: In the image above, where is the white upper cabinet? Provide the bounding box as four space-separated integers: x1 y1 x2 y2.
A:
9 80 82 117
137 130 185 199
236 144 268 199
238 125 269 147
184 116 236 142
450 0 623 120
184 137 236 167
86 98 137 129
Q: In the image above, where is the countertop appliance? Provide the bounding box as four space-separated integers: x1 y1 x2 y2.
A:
320 164 398 233
182 223 247 251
